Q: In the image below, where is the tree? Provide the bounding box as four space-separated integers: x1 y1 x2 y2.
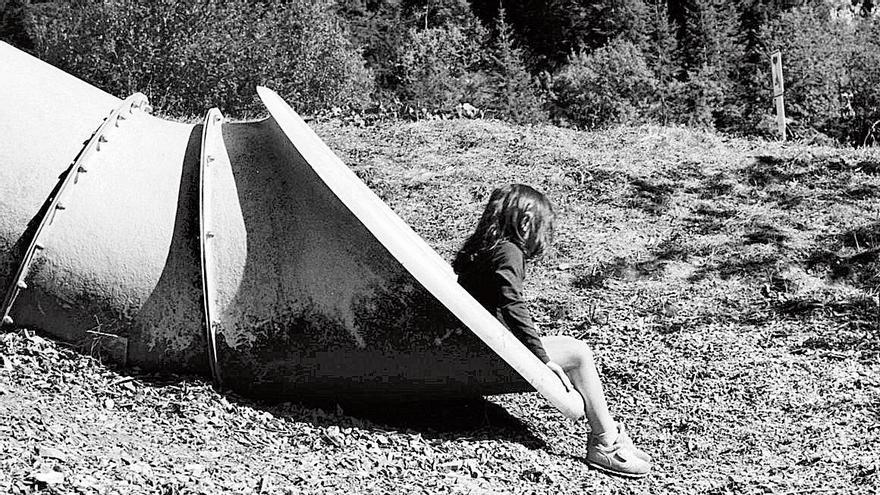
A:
31 0 374 116
402 0 477 29
644 0 679 123
551 39 658 128
470 0 651 71
670 0 742 127
335 0 411 92
397 21 492 112
484 7 546 122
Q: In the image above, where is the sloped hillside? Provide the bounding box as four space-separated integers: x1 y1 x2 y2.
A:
1 120 878 494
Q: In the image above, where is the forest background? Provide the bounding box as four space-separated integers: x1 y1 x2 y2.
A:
1 0 879 145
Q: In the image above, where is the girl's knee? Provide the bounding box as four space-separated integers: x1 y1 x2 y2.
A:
558 336 593 366
574 339 594 364
543 335 595 368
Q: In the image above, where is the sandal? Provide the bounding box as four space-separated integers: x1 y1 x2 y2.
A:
586 433 652 479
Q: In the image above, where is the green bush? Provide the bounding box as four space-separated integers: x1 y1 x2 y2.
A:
551 39 658 128
30 0 373 117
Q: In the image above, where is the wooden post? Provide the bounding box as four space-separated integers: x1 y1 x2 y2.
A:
770 50 786 141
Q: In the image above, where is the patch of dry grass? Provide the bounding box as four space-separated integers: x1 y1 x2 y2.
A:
1 120 879 494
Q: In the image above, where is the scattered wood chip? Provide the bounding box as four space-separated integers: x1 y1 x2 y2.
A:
38 445 66 461
32 471 65 485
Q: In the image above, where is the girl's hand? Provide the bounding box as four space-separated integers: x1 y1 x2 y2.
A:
546 361 574 393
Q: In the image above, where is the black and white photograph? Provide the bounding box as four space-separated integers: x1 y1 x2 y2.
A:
0 0 878 493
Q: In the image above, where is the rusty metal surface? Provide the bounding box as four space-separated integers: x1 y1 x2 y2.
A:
212 118 526 401
0 42 119 297
258 88 583 417
1 93 150 328
0 42 577 408
6 109 206 370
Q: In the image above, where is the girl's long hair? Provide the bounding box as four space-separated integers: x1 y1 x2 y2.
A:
452 184 555 273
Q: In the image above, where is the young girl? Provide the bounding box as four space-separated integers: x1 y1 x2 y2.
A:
453 184 652 478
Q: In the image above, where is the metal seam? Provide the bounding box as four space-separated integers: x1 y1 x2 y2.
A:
199 108 223 388
1 93 150 328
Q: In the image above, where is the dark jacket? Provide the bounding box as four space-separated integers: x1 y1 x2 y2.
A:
456 240 551 363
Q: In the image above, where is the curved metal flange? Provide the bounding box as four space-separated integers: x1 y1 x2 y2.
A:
0 93 151 328
199 108 224 387
256 87 586 420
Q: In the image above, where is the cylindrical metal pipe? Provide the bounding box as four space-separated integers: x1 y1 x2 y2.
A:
0 43 586 419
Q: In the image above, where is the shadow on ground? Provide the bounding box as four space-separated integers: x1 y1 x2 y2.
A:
13 327 546 449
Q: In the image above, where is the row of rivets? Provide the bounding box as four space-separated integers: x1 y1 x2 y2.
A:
201 108 224 388
1 94 151 329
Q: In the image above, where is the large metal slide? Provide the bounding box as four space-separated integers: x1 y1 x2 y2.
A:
0 43 584 419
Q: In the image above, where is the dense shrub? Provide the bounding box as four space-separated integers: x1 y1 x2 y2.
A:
551 39 658 128
844 22 880 145
12 0 880 138
336 0 480 101
335 0 410 94
762 6 880 143
30 0 373 116
0 0 32 49
396 22 492 113
469 0 651 69
761 6 850 139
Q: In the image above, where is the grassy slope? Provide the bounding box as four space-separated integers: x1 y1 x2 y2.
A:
1 120 879 494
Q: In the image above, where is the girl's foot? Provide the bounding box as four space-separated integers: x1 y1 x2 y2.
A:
586 434 652 479
592 423 652 463
614 423 652 463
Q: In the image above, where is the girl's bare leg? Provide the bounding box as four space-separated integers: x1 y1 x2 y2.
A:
541 335 617 438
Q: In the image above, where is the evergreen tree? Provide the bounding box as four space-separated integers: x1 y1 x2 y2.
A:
644 0 678 122
732 0 815 130
584 0 650 51
672 0 741 127
396 8 493 113
674 0 739 76
336 0 481 99
470 0 651 71
335 0 411 92
486 7 547 123
402 0 476 29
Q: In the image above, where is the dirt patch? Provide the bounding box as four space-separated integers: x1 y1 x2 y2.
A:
4 121 879 494
628 178 675 215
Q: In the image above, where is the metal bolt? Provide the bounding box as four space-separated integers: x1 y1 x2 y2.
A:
213 115 222 123
99 135 108 143
56 204 66 211
78 166 88 174
207 156 215 163
1 315 12 326
206 232 215 239
16 280 27 290
34 242 45 250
